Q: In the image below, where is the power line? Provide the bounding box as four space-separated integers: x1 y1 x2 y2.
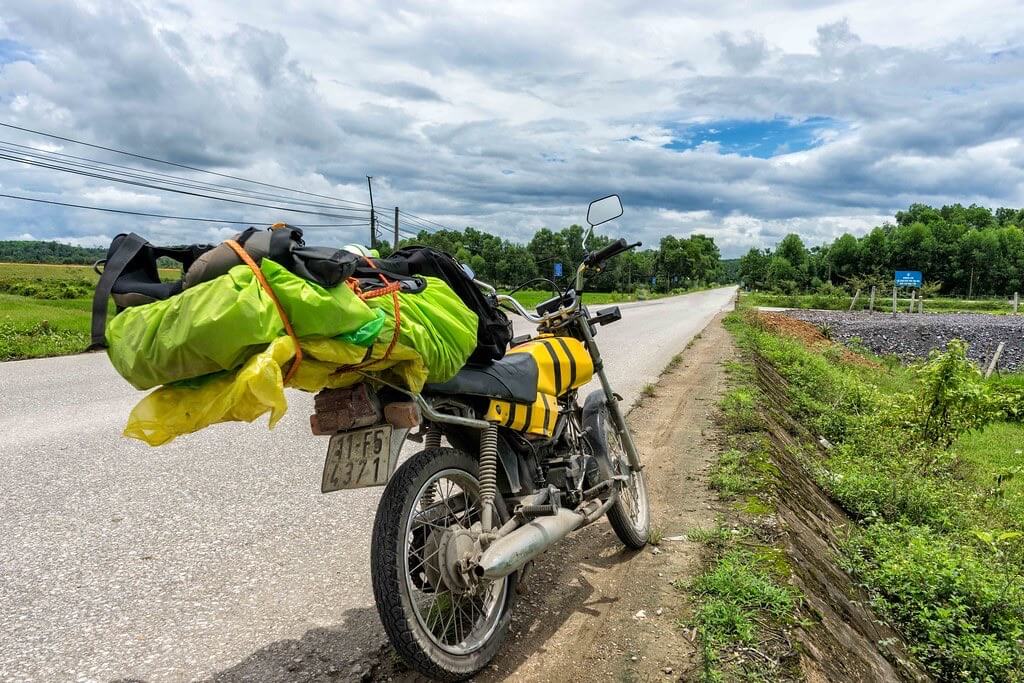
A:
0 121 374 209
0 151 376 221
398 214 442 234
0 191 369 228
0 139 373 214
0 121 462 240
401 209 449 230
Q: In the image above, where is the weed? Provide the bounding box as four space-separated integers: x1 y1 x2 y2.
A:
648 526 665 546
710 449 755 496
690 549 800 682
687 524 734 549
642 383 657 398
720 388 761 432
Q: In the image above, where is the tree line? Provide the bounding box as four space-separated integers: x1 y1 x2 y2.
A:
3 224 728 293
739 203 1024 297
0 240 106 264
381 225 726 292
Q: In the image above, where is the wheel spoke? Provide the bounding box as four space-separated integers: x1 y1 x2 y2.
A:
401 466 508 656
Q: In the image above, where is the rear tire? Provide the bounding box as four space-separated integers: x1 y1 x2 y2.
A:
370 447 514 681
583 394 650 549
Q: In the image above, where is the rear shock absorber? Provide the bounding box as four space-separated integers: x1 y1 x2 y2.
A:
422 424 443 508
479 423 499 532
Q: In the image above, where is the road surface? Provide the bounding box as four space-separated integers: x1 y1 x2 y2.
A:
0 286 735 682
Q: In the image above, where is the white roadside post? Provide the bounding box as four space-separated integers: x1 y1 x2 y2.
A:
869 286 876 313
892 286 897 318
908 289 916 313
849 288 860 312
1015 292 1019 313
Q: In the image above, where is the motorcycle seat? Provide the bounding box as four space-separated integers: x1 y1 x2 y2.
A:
424 353 538 404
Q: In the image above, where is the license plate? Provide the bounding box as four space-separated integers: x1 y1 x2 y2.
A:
321 425 395 493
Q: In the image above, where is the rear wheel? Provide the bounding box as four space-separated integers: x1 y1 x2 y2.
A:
370 447 513 681
584 395 650 549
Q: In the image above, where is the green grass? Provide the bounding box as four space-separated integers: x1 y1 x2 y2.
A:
688 549 800 682
741 291 1017 314
955 422 1024 518
726 310 1024 680
0 294 94 360
0 262 163 360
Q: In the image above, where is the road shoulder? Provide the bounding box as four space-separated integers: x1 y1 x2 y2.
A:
471 312 737 681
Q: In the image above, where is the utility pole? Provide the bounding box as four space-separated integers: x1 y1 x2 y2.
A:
394 206 400 249
366 175 376 250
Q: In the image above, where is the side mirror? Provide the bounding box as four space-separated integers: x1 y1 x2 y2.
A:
586 194 623 227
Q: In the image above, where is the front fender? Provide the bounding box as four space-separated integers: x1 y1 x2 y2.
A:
582 390 613 483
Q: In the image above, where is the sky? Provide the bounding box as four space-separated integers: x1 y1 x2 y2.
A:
0 1 1022 257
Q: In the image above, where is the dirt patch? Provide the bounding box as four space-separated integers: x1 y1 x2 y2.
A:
755 356 932 682
755 312 879 369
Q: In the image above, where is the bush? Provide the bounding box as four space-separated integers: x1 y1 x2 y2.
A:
844 523 1024 681
915 340 995 447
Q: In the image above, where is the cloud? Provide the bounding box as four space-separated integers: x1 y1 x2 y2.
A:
716 31 769 73
365 81 446 102
0 0 1022 258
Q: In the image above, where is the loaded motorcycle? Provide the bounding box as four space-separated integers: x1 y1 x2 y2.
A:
318 195 649 680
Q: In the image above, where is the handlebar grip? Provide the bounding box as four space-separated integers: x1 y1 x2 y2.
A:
584 238 629 267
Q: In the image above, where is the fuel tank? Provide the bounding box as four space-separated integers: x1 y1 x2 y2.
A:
485 335 593 436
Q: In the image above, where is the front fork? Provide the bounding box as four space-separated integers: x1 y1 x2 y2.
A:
578 320 643 472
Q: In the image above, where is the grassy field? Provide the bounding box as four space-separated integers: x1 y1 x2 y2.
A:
0 263 184 361
725 311 1024 680
741 290 1019 314
0 264 99 360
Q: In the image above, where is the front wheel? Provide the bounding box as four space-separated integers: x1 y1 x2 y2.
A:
370 447 514 681
584 393 651 549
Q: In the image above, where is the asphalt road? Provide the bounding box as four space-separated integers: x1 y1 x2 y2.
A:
0 286 736 682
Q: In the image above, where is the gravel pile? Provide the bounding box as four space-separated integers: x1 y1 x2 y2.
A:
781 310 1024 371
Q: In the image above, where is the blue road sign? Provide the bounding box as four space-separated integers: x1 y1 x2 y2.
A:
553 262 563 277
895 270 923 287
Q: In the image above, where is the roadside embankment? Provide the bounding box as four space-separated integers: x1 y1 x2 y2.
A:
728 309 1024 681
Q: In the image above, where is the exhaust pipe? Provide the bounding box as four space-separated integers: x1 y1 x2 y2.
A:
475 507 586 580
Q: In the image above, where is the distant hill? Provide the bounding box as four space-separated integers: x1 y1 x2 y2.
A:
0 240 107 265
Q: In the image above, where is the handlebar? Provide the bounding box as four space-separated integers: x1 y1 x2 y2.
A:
494 293 560 323
583 239 642 268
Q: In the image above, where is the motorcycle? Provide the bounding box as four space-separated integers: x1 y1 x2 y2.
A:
318 195 649 680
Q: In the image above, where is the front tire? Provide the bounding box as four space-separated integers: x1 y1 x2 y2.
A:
370 447 514 681
583 393 651 549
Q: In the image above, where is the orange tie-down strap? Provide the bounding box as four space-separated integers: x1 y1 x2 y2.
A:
224 240 404 383
338 255 402 372
225 239 304 384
